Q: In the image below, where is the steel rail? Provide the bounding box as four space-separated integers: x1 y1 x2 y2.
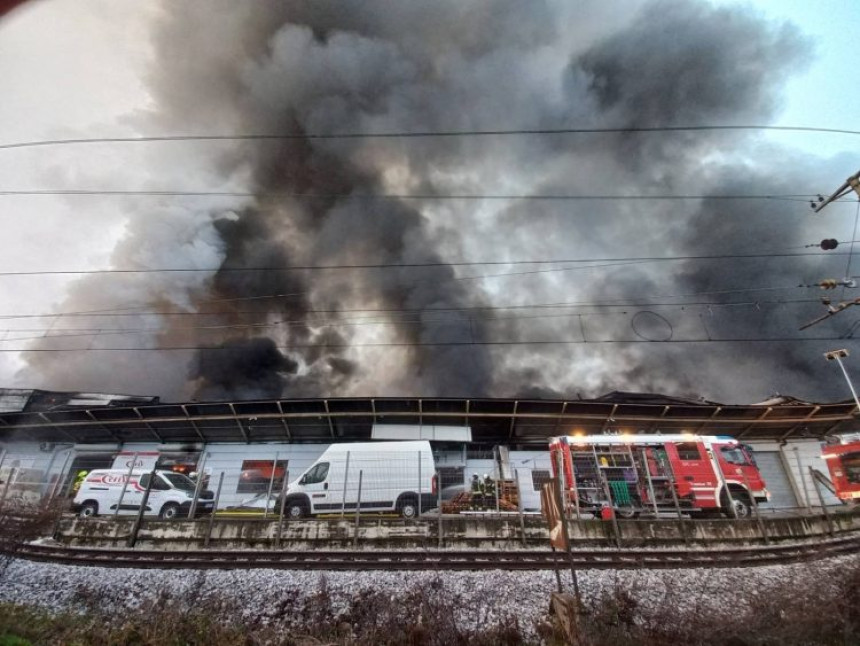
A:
14 534 860 571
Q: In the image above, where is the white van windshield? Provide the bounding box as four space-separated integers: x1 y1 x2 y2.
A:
161 472 196 492
301 462 329 485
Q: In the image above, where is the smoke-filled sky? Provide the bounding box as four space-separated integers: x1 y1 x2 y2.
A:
0 0 859 405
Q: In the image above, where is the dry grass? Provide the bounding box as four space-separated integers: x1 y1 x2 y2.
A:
1 562 860 645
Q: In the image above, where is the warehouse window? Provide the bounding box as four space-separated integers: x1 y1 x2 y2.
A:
676 443 702 461
236 460 288 494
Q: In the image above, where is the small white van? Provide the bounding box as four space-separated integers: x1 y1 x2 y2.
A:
73 469 214 520
280 441 436 519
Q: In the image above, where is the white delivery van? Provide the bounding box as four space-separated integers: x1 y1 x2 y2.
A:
73 469 214 520
279 441 436 519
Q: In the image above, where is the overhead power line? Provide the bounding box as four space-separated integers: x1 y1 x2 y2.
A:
0 336 846 352
1 124 858 151
0 251 845 278
0 188 819 203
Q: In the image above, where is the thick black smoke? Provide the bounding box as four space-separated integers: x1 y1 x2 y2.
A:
19 0 860 403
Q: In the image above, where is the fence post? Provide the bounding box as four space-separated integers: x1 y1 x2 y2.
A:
598 470 622 547
418 451 423 518
0 467 17 507
341 451 351 518
494 457 500 515
264 452 280 520
187 453 208 520
437 469 444 548
114 452 138 517
127 469 156 548
353 470 363 547
795 449 811 511
48 451 72 502
666 469 689 546
641 449 659 517
204 472 224 549
275 469 289 549
554 451 581 603
515 468 527 547
810 466 835 538
741 470 769 544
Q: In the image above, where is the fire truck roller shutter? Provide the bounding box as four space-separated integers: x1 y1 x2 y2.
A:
753 451 798 509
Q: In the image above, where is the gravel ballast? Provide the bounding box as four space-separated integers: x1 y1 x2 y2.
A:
2 554 858 634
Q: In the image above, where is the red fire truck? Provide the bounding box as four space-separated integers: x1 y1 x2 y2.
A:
822 439 860 502
549 434 770 518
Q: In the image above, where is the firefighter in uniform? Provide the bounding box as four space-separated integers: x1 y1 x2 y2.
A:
470 473 481 510
482 474 495 508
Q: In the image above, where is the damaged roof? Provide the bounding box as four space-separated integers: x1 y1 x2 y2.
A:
0 390 856 445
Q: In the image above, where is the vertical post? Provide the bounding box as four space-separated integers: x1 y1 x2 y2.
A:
187 453 208 520
48 451 72 501
741 470 768 544
598 470 622 547
666 467 689 546
795 448 811 511
264 452 280 520
204 472 224 549
275 470 289 549
710 447 738 519
437 469 444 549
554 451 581 603
127 469 156 548
340 451 351 517
568 452 581 521
515 468 527 547
353 470 363 547
0 467 17 507
418 451 423 518
494 456 500 515
810 466 835 538
641 449 659 517
114 452 138 517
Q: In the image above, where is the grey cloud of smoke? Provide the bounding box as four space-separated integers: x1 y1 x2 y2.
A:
19 0 859 404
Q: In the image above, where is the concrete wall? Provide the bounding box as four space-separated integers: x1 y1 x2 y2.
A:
56 508 860 551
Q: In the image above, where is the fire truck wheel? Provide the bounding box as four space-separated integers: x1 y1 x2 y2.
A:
722 492 751 519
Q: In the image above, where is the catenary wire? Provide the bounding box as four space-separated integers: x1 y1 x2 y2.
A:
0 250 847 277
0 336 847 352
1 124 858 151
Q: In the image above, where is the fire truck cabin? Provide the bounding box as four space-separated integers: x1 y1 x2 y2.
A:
822 440 860 501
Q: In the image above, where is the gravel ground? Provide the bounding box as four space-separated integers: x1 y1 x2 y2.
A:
1 553 858 635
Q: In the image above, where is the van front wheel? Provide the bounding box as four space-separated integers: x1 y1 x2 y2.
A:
159 502 180 521
398 496 419 519
286 500 307 519
79 501 98 518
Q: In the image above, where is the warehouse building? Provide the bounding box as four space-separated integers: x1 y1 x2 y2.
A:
0 388 855 510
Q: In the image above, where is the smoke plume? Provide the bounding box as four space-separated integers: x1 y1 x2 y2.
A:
18 0 860 404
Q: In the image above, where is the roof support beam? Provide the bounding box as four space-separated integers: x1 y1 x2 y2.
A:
133 408 163 443
553 402 568 436
181 405 205 442
778 405 822 442
323 400 335 438
227 404 249 443
736 407 774 440
508 401 519 440
601 404 619 434
276 401 292 441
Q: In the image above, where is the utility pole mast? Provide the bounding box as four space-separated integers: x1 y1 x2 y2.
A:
811 169 860 213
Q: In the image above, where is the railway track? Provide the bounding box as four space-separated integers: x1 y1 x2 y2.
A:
14 533 860 571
